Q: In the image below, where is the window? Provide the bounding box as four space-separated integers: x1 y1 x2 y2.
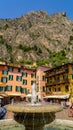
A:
2 70 8 75
22 72 27 77
65 75 68 80
54 76 56 81
47 79 49 83
31 73 36 78
72 66 73 70
6 86 12 91
8 75 13 80
31 81 36 85
21 88 27 94
42 86 45 92
58 87 61 91
49 77 52 83
16 76 22 81
8 67 14 72
42 76 45 81
0 86 5 92
65 85 69 92
49 88 51 92
21 88 24 93
22 80 27 85
24 88 27 94
57 76 60 82
18 68 21 72
16 86 21 92
36 86 39 92
46 86 49 92
1 77 7 83
27 89 30 94
72 74 73 79
63 74 68 80
54 88 56 92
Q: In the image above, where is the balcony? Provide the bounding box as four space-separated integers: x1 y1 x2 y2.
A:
46 79 69 86
45 67 68 78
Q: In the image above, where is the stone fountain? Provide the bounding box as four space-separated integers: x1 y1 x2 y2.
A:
5 83 62 130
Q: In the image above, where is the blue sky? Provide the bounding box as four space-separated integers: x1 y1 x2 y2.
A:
0 0 73 20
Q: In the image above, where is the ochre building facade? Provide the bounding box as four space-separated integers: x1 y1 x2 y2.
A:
45 63 73 102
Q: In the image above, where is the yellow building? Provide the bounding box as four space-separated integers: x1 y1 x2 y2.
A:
45 63 73 102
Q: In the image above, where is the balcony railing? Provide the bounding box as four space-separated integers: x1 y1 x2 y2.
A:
46 68 68 78
46 79 69 86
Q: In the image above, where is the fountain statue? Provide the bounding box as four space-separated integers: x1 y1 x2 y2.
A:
5 83 63 130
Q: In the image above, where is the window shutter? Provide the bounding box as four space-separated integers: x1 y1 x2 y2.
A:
72 74 73 79
10 86 12 91
5 86 7 91
1 77 3 82
20 87 22 93
6 77 7 83
22 72 23 76
16 76 18 81
2 70 4 74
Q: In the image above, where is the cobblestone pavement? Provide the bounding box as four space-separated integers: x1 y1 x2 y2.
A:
5 107 73 121
56 107 73 121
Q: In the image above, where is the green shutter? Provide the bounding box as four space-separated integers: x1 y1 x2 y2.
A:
18 68 21 72
16 76 18 81
25 88 27 94
0 86 2 91
72 74 73 79
6 77 7 83
2 70 4 74
5 86 7 91
1 77 3 82
10 86 12 91
9 75 10 80
20 87 22 93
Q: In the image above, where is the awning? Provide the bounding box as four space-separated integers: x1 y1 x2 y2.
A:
0 94 8 97
21 94 26 98
26 94 32 97
43 94 70 99
0 96 3 99
7 93 22 96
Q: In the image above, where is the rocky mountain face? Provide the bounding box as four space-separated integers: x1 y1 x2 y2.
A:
0 10 73 66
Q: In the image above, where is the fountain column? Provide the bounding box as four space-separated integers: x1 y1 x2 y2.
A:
31 83 37 104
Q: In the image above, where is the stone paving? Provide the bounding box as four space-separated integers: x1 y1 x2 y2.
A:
56 107 73 121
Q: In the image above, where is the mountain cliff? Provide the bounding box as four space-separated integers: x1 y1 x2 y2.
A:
0 10 73 66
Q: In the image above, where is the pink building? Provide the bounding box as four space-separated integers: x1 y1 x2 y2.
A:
36 66 49 99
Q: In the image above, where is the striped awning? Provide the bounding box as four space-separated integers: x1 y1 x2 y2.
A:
43 94 70 99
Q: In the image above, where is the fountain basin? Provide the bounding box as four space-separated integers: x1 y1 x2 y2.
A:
5 103 62 130
5 103 62 113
